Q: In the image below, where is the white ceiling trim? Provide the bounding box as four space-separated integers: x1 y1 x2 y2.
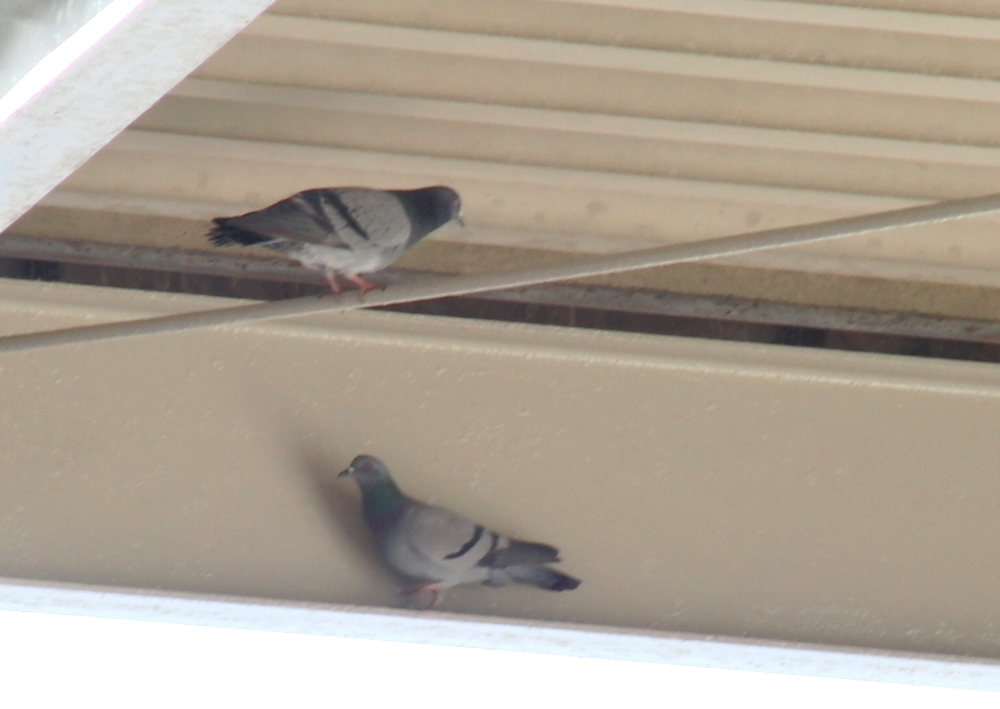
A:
0 0 275 234
0 578 995 691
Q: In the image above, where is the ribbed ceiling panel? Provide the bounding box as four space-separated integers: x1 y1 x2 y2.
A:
11 0 1000 313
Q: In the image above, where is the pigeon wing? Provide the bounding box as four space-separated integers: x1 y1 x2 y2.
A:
384 502 499 583
332 189 412 248
482 539 560 567
216 191 351 247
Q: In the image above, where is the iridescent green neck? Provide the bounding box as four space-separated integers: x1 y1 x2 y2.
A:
361 477 405 526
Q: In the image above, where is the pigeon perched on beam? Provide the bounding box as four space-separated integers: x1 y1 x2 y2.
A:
207 186 462 294
339 455 580 609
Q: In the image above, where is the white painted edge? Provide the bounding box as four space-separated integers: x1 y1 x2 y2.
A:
0 0 275 234
0 578 995 691
0 0 147 126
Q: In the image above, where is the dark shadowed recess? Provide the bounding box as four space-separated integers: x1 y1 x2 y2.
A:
2 239 1000 363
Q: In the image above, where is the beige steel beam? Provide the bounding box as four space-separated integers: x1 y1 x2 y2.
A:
2 192 1000 354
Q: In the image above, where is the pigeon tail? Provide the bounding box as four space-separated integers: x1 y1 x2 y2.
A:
510 566 581 592
485 540 560 567
207 219 276 247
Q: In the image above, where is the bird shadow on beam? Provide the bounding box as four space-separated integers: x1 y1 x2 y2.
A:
293 445 370 555
291 443 402 594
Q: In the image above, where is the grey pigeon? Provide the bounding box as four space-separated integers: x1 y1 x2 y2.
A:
339 455 580 609
207 186 462 294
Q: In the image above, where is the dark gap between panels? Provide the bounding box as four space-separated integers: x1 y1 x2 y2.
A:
1 253 1000 364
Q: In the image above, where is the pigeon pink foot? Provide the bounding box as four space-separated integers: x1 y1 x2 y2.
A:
323 272 342 295
345 274 381 297
404 582 447 610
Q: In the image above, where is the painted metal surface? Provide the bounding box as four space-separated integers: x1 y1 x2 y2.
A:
4 193 1000 354
1 278 1000 658
8 0 1000 318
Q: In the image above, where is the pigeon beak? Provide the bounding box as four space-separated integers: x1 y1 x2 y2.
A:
338 466 354 478
456 214 465 228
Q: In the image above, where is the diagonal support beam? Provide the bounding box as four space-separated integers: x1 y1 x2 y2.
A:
0 0 275 234
1 192 1000 355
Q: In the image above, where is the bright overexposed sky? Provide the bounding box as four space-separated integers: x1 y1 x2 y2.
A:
0 609 996 708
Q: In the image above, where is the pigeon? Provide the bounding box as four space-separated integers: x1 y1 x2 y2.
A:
339 454 580 609
207 186 462 294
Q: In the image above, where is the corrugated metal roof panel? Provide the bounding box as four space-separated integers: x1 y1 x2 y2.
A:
10 0 1000 317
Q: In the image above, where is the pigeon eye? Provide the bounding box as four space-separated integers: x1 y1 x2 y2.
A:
362 462 372 471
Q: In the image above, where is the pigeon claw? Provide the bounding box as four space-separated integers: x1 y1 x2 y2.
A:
345 274 382 298
323 272 343 295
404 582 447 610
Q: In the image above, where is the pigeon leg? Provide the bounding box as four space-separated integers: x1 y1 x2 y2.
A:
427 589 445 610
404 582 447 610
344 274 382 296
323 272 342 295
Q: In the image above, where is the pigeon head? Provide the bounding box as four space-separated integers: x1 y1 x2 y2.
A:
339 454 393 487
430 186 464 227
394 186 464 244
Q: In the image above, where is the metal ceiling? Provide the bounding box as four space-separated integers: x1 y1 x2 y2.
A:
7 1 1000 661
7 0 1000 321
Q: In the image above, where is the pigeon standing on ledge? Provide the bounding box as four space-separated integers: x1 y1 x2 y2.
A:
207 186 462 294
339 455 581 609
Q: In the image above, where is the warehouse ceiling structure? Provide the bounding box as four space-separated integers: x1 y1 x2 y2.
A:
9 0 1000 322
3 0 1000 684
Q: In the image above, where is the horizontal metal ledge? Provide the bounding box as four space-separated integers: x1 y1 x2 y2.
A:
0 577 995 690
4 235 1000 351
0 234 321 285
3 191 1000 354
